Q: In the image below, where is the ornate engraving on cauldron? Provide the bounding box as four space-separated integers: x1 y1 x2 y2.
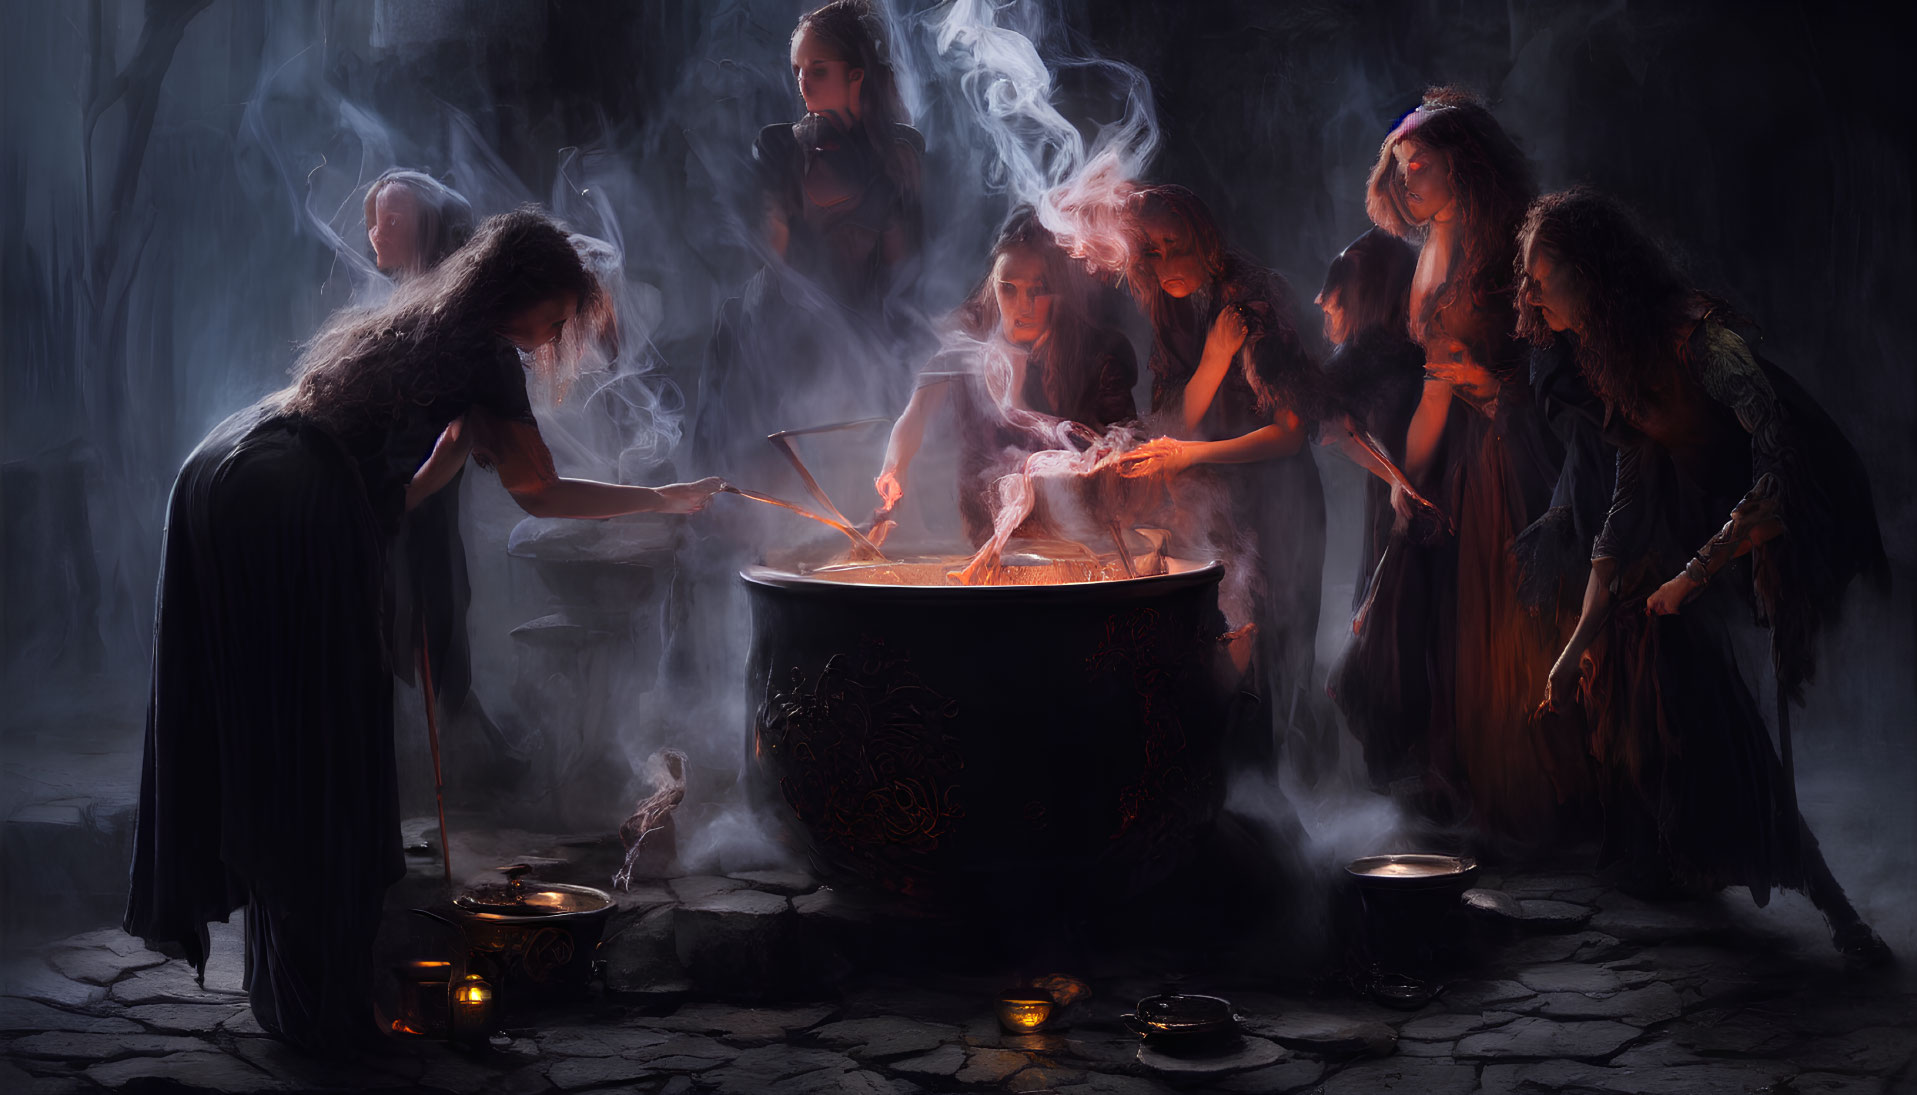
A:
1088 609 1219 855
742 560 1232 911
756 643 963 897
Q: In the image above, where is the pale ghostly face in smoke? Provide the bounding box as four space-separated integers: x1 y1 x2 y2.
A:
368 182 423 275
790 26 864 123
1520 237 1585 334
497 296 578 353
1314 288 1349 345
993 246 1056 347
1392 137 1456 225
1138 210 1208 299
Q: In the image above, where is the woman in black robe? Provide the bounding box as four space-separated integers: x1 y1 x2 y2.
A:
693 0 926 487
1524 188 1890 964
1315 228 1435 787
876 207 1137 546
124 211 726 1049
1111 184 1327 773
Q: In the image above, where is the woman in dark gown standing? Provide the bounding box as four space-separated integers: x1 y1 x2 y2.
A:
1361 89 1587 838
693 0 926 485
1113 184 1327 773
124 211 726 1049
876 207 1136 546
1314 229 1435 787
1524 188 1890 964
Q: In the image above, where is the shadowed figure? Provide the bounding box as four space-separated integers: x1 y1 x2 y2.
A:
124 211 724 1050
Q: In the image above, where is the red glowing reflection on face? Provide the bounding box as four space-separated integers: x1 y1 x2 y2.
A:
1392 137 1455 224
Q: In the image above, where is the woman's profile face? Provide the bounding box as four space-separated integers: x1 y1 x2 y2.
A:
1520 237 1584 334
1392 137 1455 225
993 247 1056 348
1137 210 1207 299
1315 288 1349 346
498 296 579 353
791 26 863 122
368 183 423 275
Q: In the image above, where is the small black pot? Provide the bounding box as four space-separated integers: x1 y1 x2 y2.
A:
420 881 616 1001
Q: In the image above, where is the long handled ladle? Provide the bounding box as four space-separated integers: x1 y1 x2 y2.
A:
719 484 889 560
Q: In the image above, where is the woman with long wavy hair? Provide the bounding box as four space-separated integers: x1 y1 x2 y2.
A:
1362 88 1586 841
875 207 1137 545
1111 184 1328 773
1522 187 1889 964
124 210 724 1050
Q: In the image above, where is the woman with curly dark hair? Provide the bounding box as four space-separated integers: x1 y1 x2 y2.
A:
124 210 726 1049
1361 88 1584 839
1111 184 1327 772
875 207 1137 544
1522 187 1890 964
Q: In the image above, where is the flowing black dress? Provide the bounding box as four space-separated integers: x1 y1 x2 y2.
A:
124 340 538 1050
1583 319 1886 902
1322 325 1429 785
1146 257 1327 771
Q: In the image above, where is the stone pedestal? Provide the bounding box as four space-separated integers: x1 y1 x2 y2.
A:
504 513 682 831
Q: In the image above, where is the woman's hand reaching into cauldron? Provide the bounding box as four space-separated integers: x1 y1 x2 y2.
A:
875 465 906 513
1116 437 1198 478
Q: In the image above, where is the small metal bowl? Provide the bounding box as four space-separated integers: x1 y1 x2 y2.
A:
1367 971 1440 1010
1122 994 1240 1040
1344 854 1479 894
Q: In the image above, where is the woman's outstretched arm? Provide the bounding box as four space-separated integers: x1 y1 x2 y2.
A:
475 412 722 518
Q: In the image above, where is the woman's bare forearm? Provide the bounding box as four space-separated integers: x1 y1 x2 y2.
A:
1180 347 1235 435
1404 378 1452 482
513 479 675 519
882 384 944 475
1555 560 1617 668
1190 422 1302 465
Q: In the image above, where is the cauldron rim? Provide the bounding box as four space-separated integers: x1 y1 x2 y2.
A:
740 557 1224 602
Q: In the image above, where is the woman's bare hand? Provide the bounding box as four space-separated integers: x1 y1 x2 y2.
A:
1538 653 1582 715
1426 358 1501 406
874 467 905 513
1389 481 1415 535
1116 437 1198 478
1646 572 1701 616
1203 305 1250 361
653 477 727 515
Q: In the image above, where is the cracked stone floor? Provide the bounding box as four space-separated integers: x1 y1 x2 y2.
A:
4 847 1914 1095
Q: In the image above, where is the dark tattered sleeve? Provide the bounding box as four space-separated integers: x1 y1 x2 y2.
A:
1591 442 1646 564
1686 323 1796 576
1693 325 1787 487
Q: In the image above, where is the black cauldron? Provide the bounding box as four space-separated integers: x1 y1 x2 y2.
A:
743 556 1231 914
